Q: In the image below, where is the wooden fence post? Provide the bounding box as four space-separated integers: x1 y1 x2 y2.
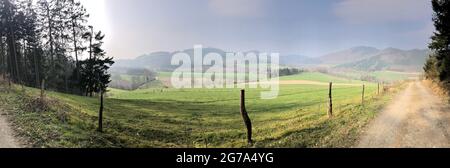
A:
98 91 104 133
377 83 380 95
362 84 365 105
328 82 333 118
240 89 253 145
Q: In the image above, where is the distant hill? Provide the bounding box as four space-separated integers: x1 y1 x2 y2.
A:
114 48 229 71
319 46 380 65
280 55 322 66
336 48 429 72
114 46 429 72
113 48 320 70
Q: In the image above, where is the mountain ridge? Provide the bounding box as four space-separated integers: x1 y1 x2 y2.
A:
335 48 429 72
113 46 429 72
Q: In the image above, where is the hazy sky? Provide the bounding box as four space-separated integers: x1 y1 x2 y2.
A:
80 0 434 59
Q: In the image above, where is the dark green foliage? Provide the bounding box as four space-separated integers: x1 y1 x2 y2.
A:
278 68 304 77
426 0 450 89
424 54 440 81
79 31 114 96
0 0 112 95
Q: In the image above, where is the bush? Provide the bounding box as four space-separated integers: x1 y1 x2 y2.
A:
279 68 305 77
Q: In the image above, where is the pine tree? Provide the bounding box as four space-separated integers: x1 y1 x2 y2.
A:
80 30 113 96
79 30 113 132
94 32 113 132
1 0 112 97
67 0 88 94
427 0 450 89
0 0 5 79
37 0 71 91
3 0 21 85
20 0 43 87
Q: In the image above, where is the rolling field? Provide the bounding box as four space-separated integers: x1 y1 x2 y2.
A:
370 71 420 82
332 70 421 83
0 73 397 148
280 72 363 84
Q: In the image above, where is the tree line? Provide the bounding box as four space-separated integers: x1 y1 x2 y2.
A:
424 0 450 91
0 0 113 97
278 67 305 77
110 67 158 90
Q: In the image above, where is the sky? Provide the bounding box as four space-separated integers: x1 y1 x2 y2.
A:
80 0 434 59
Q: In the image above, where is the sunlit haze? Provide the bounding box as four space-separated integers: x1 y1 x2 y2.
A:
83 0 433 59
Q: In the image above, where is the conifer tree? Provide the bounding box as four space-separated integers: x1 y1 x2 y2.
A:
426 0 450 89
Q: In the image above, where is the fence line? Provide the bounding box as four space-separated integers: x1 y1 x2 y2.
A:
238 82 385 145
328 82 333 118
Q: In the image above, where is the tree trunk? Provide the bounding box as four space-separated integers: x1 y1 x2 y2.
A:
8 74 11 90
89 26 93 60
33 48 40 88
88 27 94 98
72 18 82 95
9 21 21 86
362 84 365 105
21 39 26 87
7 44 13 82
328 82 333 118
0 31 5 78
44 3 54 72
72 19 79 67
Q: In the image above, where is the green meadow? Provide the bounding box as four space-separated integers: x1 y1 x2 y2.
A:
0 72 396 148
370 71 420 83
280 72 364 84
333 70 421 83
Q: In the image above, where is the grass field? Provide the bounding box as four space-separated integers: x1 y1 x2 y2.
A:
280 72 364 84
0 72 400 148
370 71 420 82
332 70 421 83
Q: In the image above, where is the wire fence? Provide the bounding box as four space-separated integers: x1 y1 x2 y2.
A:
236 82 387 145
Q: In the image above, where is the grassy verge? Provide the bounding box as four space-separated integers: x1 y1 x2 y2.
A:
0 86 123 147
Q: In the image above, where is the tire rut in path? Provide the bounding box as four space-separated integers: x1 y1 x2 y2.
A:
358 82 450 148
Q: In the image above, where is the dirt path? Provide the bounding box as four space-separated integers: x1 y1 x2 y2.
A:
0 109 21 148
358 81 450 148
0 82 21 148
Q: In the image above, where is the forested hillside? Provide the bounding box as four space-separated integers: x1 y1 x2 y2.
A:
0 0 113 96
